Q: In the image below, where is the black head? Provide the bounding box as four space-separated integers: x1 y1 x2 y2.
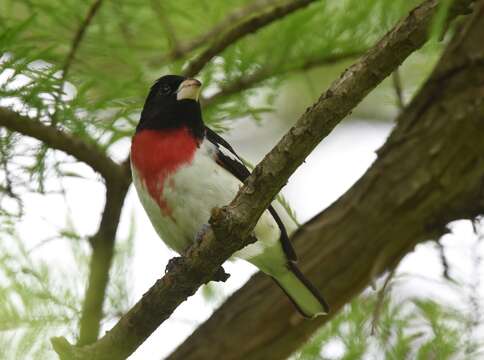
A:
136 75 204 138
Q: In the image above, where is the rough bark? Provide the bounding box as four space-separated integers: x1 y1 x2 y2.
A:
168 3 484 359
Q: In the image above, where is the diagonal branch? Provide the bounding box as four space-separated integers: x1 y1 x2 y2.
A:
169 2 484 359
149 0 292 66
182 0 318 77
49 0 474 359
0 107 124 183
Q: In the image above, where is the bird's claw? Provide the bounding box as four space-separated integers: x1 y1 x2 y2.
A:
165 224 230 282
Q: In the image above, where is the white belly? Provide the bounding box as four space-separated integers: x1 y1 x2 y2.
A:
132 140 294 273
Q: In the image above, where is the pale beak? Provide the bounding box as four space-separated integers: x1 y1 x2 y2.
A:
176 78 202 101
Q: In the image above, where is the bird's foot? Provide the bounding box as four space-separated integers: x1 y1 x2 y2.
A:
169 224 230 282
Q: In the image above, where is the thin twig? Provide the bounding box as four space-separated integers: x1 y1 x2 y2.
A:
62 0 104 80
371 268 396 335
150 0 179 54
436 239 453 281
392 68 405 111
182 0 318 77
51 0 104 126
148 0 284 66
464 220 483 355
0 132 21 204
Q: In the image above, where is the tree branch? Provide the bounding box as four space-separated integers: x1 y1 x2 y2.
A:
63 2 132 335
150 0 179 55
148 0 290 66
51 0 104 125
371 267 397 335
0 104 131 346
61 0 104 79
182 0 318 77
77 178 130 345
392 68 405 111
0 107 124 183
167 3 484 359
202 50 364 108
49 0 473 358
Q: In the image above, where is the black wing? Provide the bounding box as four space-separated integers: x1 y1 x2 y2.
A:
205 126 297 261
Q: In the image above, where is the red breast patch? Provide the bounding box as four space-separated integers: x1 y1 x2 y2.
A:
131 127 198 215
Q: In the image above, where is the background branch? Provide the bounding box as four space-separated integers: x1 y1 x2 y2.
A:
202 50 364 107
182 0 318 77
150 0 179 55
392 68 405 111
371 267 397 335
77 179 130 345
49 0 470 358
51 0 104 126
0 105 131 348
149 0 293 66
0 107 123 183
61 0 104 80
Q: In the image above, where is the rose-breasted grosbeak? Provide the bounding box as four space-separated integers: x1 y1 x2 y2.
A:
131 75 329 317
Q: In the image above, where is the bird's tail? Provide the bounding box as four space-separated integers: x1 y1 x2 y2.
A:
272 262 329 318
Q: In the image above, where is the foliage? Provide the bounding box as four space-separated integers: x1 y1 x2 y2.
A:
1 0 421 163
0 215 134 359
296 272 484 360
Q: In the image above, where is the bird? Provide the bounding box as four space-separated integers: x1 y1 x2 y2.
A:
130 74 329 318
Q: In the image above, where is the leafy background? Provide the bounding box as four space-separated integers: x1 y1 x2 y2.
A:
1 0 483 358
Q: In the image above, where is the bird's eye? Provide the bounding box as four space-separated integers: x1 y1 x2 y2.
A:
160 84 171 95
